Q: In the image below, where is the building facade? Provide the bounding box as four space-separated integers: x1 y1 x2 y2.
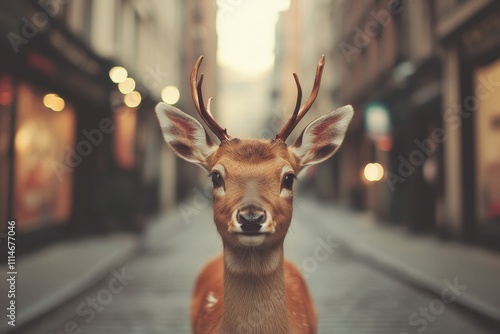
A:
437 0 500 246
275 0 500 249
0 0 217 254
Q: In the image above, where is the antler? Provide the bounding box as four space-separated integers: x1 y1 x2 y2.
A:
190 56 230 142
275 55 325 142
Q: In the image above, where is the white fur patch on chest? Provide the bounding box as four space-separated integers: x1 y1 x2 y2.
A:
205 291 218 309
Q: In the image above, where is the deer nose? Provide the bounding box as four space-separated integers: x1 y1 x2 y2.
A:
237 206 266 232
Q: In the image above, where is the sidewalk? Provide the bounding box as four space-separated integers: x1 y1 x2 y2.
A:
1 233 138 334
0 209 188 334
296 198 500 324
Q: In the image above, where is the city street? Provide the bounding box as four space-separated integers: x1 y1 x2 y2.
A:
16 200 496 334
2 1 500 334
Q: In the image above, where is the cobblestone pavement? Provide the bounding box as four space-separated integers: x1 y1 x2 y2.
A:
18 202 497 334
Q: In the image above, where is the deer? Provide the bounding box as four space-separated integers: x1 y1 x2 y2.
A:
155 55 353 334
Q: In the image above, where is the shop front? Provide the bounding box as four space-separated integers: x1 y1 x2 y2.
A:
458 3 500 248
0 1 114 253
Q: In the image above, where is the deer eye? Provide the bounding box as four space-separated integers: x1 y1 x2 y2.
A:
282 173 296 190
209 171 224 188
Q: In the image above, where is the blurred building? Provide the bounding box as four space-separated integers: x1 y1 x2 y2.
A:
172 0 218 200
275 0 500 249
331 0 438 230
438 0 500 247
273 0 340 198
0 0 217 254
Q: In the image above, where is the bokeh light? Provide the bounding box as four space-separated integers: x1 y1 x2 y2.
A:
124 91 141 108
161 86 180 105
109 66 128 83
43 93 65 112
118 78 136 94
363 163 384 182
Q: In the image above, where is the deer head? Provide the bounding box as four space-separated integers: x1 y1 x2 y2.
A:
155 56 353 251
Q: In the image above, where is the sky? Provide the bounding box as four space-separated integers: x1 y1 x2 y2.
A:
216 0 290 76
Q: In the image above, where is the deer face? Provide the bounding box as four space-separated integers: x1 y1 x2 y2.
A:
207 139 297 248
155 103 353 249
155 56 353 249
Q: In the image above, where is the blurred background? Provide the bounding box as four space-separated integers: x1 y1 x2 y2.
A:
1 0 500 333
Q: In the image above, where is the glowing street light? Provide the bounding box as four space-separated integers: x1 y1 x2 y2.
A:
363 163 384 182
118 77 136 94
161 86 180 105
43 93 65 112
124 91 141 108
109 66 128 83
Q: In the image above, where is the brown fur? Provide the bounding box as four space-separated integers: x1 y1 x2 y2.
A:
156 94 352 334
190 139 316 334
191 255 317 334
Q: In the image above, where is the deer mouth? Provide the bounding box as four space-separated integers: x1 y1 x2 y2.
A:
236 233 266 247
237 231 269 236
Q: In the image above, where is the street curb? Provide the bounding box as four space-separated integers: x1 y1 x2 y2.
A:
2 233 139 334
332 233 500 328
296 198 500 328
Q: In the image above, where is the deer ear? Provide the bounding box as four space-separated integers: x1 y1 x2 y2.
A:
155 102 216 169
291 105 353 170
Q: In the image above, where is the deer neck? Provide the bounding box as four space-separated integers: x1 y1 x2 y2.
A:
222 243 290 334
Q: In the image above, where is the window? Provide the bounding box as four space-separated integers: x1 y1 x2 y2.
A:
13 83 76 231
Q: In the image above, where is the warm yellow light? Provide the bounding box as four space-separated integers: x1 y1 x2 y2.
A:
43 93 65 112
15 123 33 154
118 77 136 94
161 86 180 105
52 96 65 112
124 91 141 108
109 66 128 83
217 0 290 74
43 94 52 108
364 163 384 182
